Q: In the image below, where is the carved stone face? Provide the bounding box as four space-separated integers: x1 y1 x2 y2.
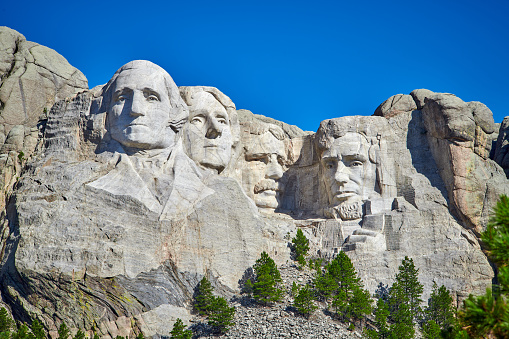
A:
107 68 174 150
184 91 233 172
320 132 376 207
243 131 285 210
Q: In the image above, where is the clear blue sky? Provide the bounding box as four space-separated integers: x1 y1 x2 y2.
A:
2 0 508 132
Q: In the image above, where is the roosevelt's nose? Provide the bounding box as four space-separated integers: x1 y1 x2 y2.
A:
334 162 349 184
129 92 146 117
205 118 222 139
265 154 284 180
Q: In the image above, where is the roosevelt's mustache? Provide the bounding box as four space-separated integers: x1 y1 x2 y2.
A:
254 179 283 194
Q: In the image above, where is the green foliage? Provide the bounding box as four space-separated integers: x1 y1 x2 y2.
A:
114 336 125 339
12 324 31 339
18 151 25 162
57 323 70 339
251 252 283 305
194 276 215 316
293 284 317 318
422 320 441 339
424 282 455 331
93 333 100 339
291 281 299 297
314 270 336 302
292 229 310 261
169 318 192 339
243 278 253 297
0 308 13 333
455 195 509 339
207 297 235 335
30 319 45 339
364 297 390 339
0 331 11 339
388 256 423 324
73 330 85 339
135 332 144 339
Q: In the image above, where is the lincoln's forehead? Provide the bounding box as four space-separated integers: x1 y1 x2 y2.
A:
322 132 369 159
245 131 285 157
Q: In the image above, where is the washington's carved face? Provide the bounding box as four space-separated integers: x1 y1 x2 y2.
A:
184 91 233 172
320 132 376 207
243 131 285 210
108 68 174 150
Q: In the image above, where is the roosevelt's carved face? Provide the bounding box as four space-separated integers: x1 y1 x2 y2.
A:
107 68 174 150
243 131 285 210
320 132 376 207
184 91 233 172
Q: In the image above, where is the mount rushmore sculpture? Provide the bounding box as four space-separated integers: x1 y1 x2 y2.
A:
1 42 508 337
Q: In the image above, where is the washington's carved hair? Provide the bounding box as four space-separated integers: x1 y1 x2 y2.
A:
100 60 189 132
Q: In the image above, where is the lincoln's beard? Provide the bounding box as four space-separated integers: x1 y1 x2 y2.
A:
325 200 364 220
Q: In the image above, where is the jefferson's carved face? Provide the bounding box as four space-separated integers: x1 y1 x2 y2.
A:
184 92 233 172
243 131 285 210
320 132 376 206
108 68 174 150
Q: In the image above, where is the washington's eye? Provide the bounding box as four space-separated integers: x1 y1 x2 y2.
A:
147 95 159 102
351 161 363 167
218 118 227 125
191 117 203 124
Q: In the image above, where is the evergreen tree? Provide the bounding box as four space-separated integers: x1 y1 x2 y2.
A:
0 308 13 334
194 276 215 316
456 195 509 339
57 323 70 339
422 319 441 339
364 297 390 339
30 319 46 339
207 297 235 335
93 333 100 339
293 284 317 318
424 282 455 331
73 330 85 339
135 332 144 339
0 331 10 339
388 300 414 339
291 229 309 264
12 324 32 339
314 269 336 303
389 256 423 323
169 318 192 339
251 252 283 305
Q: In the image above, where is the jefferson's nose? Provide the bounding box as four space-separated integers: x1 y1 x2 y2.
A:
130 92 146 117
205 118 222 139
265 154 284 180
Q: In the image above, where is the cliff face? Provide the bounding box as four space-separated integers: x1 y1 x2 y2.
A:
0 27 507 338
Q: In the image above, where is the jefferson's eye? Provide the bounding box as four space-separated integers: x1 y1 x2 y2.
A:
218 118 227 125
191 117 203 124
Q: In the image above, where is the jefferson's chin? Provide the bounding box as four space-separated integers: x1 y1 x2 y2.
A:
254 190 279 210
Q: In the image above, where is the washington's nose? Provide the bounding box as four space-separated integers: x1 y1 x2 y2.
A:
129 92 146 117
205 119 222 139
334 163 349 184
265 155 284 180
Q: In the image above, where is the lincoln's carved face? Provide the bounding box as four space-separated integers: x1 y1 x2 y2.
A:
107 68 174 150
243 131 285 210
184 91 233 172
320 132 376 207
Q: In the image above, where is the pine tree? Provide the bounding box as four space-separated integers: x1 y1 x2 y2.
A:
456 195 509 339
57 323 70 339
314 269 336 303
292 229 309 264
12 323 31 339
169 318 192 339
73 330 85 339
194 276 215 316
252 252 283 305
389 256 423 323
0 308 13 334
207 297 235 334
293 284 317 318
364 297 390 339
424 282 455 331
422 319 441 339
30 319 45 339
135 332 144 339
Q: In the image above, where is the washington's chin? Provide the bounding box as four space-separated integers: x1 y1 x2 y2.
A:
254 190 280 210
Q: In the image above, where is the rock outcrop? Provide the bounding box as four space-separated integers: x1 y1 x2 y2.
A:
0 28 507 338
